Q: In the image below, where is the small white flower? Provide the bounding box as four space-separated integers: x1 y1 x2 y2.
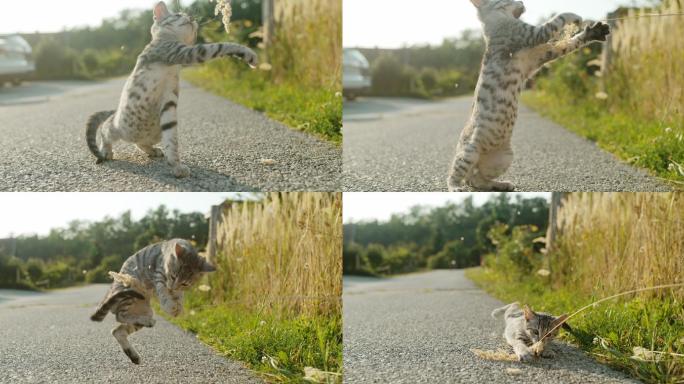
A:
259 63 273 71
537 269 551 277
595 92 609 100
665 127 673 133
259 320 266 326
210 0 233 34
198 284 211 292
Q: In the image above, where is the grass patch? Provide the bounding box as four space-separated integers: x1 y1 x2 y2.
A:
165 292 342 383
183 65 341 144
467 267 684 384
522 91 684 186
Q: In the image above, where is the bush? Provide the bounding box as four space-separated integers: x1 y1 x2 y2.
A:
85 255 124 284
34 38 82 80
427 239 476 269
363 243 386 272
485 223 543 276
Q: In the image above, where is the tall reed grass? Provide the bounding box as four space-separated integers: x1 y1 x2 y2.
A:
608 0 684 122
270 0 342 89
552 193 684 298
209 192 342 318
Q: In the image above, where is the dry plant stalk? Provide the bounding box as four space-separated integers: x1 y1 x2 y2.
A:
210 0 233 33
213 193 342 317
108 272 148 296
471 348 518 362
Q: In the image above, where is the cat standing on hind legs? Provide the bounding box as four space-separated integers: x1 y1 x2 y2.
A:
86 1 257 178
447 0 610 191
90 239 215 364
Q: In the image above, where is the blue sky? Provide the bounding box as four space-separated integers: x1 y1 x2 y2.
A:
344 0 652 48
0 193 254 237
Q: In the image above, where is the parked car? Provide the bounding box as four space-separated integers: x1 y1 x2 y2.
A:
343 48 371 101
0 34 35 86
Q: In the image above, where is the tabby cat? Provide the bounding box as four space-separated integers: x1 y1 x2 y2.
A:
90 239 215 364
447 0 611 191
86 1 257 178
491 302 570 362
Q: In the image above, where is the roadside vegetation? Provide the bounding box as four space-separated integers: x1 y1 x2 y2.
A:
467 193 684 384
20 0 341 143
167 193 342 383
355 31 484 99
523 0 684 185
0 206 207 290
184 0 342 142
343 194 548 276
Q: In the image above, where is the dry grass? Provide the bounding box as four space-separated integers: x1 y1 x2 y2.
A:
209 192 342 318
552 193 684 299
608 0 684 122
270 0 342 89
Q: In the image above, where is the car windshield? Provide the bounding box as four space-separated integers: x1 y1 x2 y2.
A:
344 49 368 66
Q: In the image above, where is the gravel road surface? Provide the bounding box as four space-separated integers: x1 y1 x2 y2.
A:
0 285 263 384
343 270 638 383
0 79 340 191
343 97 670 192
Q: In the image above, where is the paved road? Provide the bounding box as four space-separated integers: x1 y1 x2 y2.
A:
0 285 263 384
343 97 670 192
343 270 638 384
0 79 340 191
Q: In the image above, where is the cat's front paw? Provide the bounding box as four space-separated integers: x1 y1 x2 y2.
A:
149 147 164 159
238 48 258 68
584 22 611 42
517 350 535 362
173 164 191 178
540 348 556 358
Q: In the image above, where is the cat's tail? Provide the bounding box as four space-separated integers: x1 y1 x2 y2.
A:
491 302 519 319
85 110 115 164
90 289 145 322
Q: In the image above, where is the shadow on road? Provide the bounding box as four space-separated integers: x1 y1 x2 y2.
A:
102 159 259 192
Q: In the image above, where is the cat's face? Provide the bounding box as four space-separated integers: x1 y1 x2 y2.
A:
151 1 198 45
523 306 568 347
470 0 526 23
165 240 216 291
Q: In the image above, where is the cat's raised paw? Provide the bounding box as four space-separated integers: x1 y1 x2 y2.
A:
173 164 191 178
585 22 611 42
517 351 535 362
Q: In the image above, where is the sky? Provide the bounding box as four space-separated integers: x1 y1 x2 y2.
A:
0 0 191 34
0 192 254 238
343 192 550 223
344 0 651 48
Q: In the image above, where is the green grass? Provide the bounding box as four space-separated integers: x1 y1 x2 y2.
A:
466 267 684 384
162 291 342 383
183 63 342 144
522 91 684 187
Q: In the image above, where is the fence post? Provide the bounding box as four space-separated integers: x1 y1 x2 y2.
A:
207 204 221 265
545 192 563 256
600 10 619 89
262 0 275 50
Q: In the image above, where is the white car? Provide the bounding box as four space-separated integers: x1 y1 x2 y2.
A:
343 48 371 100
0 35 35 86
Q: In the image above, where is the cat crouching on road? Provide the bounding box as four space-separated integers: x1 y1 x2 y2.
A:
90 239 215 364
86 1 257 178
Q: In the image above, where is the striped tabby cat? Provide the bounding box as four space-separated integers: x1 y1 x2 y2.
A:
491 302 570 361
90 239 215 364
86 1 257 178
447 0 610 191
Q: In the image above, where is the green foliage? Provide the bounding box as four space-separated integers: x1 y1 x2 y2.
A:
359 32 484 99
169 291 342 383
0 205 208 290
344 194 549 275
484 224 542 275
467 268 684 384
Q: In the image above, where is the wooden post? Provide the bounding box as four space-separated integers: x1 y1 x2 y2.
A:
545 192 563 255
262 0 275 49
207 205 221 265
600 10 619 90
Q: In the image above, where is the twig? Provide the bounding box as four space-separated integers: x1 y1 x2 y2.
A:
603 12 684 22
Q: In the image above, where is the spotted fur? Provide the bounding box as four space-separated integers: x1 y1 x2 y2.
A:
85 1 257 178
447 0 610 191
90 239 215 364
491 302 570 362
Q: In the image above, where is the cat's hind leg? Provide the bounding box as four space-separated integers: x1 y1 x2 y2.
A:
136 144 164 159
447 144 479 192
159 96 190 178
99 120 119 162
469 148 515 191
112 323 143 364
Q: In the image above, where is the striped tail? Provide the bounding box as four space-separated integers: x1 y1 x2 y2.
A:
85 110 115 164
90 289 145 322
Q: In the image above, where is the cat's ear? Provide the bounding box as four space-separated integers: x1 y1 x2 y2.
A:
174 242 186 258
470 0 485 8
153 1 171 22
201 259 216 273
523 305 535 321
553 314 569 328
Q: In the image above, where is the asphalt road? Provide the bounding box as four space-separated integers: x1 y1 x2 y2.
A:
0 285 263 384
0 79 340 191
343 97 670 192
343 270 639 384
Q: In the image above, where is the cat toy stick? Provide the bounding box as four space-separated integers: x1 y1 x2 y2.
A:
537 283 684 345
